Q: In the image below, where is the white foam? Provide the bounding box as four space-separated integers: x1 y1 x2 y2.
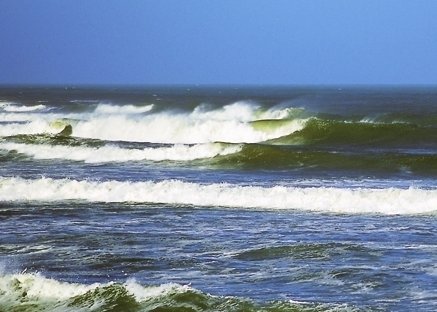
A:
0 101 307 144
0 142 242 163
0 177 435 215
94 104 154 114
72 114 305 144
0 112 39 122
0 120 59 137
0 101 16 109
2 104 47 112
260 107 305 120
0 273 96 301
191 102 258 122
0 273 190 305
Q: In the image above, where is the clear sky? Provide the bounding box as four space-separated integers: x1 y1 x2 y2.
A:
1 0 437 85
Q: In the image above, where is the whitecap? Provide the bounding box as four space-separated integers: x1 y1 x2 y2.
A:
1 177 435 215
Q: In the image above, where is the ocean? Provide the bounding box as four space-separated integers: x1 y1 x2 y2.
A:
0 86 436 311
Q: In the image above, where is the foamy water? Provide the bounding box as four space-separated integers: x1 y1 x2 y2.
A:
0 102 47 112
0 272 199 311
1 177 435 214
0 102 307 143
0 142 241 162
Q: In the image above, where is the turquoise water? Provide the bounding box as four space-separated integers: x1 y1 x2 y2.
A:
0 87 436 311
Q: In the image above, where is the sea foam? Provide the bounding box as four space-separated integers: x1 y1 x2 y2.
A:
0 142 241 162
1 103 47 112
0 273 345 311
0 102 307 144
0 177 435 215
94 103 154 114
0 272 191 309
72 102 306 143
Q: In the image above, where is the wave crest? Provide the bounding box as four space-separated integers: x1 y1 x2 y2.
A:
0 102 307 144
94 103 154 115
268 118 437 147
0 102 47 112
1 177 436 214
0 272 359 311
0 142 241 163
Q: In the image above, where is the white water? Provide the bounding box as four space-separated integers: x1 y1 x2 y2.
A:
94 103 154 114
72 115 304 144
0 103 47 112
0 272 191 307
0 142 242 162
72 102 306 143
0 102 307 143
1 177 436 215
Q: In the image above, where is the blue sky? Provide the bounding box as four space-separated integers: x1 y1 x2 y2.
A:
1 0 436 85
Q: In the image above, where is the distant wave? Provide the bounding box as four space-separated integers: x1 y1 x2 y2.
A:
213 143 437 173
1 101 436 147
0 142 241 163
1 177 436 214
0 102 307 143
0 120 56 137
2 139 437 174
268 118 437 147
70 102 306 144
94 103 154 114
0 102 47 112
71 115 304 144
1 101 436 175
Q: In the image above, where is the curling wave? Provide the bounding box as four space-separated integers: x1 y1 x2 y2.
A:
0 102 307 144
1 177 436 214
71 103 306 144
268 118 437 147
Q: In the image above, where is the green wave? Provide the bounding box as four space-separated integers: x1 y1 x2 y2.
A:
369 112 437 127
250 119 298 133
0 274 360 312
3 133 105 148
268 118 437 147
212 144 437 174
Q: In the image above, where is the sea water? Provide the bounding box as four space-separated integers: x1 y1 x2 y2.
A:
0 86 436 311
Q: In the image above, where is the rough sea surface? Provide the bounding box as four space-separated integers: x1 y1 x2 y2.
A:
0 86 436 311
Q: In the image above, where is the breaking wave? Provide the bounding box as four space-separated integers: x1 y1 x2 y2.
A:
1 101 435 148
0 102 307 144
0 273 357 312
71 115 304 144
0 102 47 112
0 142 241 163
1 177 436 214
94 103 154 115
269 118 437 147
